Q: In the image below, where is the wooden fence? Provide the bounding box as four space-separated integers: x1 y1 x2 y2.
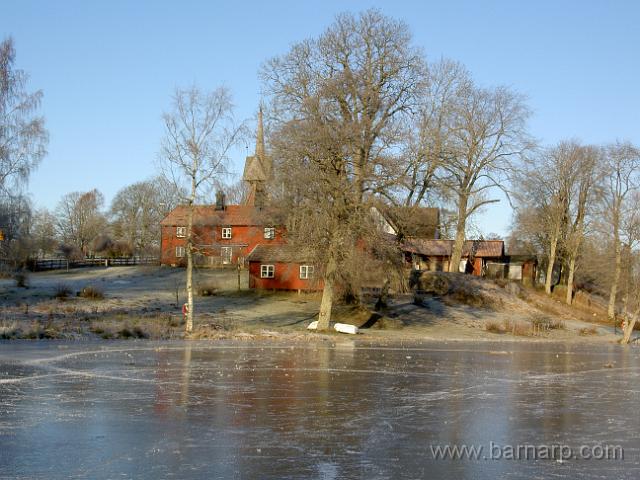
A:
28 256 159 271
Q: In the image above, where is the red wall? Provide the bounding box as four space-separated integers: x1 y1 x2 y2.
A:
248 261 322 291
160 225 285 266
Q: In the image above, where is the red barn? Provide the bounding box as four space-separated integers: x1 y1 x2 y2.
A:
247 245 321 291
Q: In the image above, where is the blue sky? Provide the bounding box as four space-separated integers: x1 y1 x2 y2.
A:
3 0 639 236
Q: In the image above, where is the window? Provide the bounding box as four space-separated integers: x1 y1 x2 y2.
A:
221 246 233 265
299 265 314 279
176 246 185 258
264 227 275 240
176 226 186 238
260 264 275 278
221 227 232 239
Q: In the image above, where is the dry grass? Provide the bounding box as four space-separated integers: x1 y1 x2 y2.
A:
485 318 532 336
579 326 599 336
54 283 73 300
79 285 105 299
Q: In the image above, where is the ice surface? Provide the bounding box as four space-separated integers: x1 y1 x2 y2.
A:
0 341 638 479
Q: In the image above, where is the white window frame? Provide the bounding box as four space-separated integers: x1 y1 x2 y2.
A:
299 265 314 280
221 227 232 239
221 246 233 265
176 246 185 258
176 226 186 238
264 227 275 240
260 264 275 278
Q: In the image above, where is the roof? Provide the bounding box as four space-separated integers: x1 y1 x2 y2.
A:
379 205 440 239
246 244 315 263
403 239 504 258
161 204 277 227
243 155 268 182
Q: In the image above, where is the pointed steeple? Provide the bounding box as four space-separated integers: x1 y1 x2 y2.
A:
256 104 265 158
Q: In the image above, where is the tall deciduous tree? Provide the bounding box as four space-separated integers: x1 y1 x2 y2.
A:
110 176 182 254
444 82 532 272
0 37 47 194
158 86 243 333
262 9 426 330
600 141 640 321
55 189 106 255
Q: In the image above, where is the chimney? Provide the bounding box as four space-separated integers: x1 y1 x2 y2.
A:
215 191 225 211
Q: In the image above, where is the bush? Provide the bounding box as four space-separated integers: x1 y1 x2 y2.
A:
579 326 598 336
54 283 73 300
414 272 451 295
117 326 147 339
79 286 104 299
485 319 506 334
14 272 28 288
197 282 217 297
502 318 531 336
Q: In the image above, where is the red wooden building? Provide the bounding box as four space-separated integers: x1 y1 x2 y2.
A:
246 245 322 291
160 203 286 267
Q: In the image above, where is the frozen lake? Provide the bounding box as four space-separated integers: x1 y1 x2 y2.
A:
0 340 638 479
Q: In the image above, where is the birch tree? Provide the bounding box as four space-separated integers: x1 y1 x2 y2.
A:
158 86 243 333
0 37 47 195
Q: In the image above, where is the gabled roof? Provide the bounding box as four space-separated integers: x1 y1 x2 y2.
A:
403 239 504 258
247 244 315 263
161 205 276 227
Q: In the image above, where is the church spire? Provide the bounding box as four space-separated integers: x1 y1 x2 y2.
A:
255 104 265 159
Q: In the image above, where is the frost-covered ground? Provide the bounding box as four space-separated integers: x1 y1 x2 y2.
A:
0 266 620 342
0 341 638 479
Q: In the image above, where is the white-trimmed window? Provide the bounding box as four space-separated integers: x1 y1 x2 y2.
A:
264 227 275 240
176 246 185 258
221 227 232 239
260 264 275 278
176 226 186 238
299 265 314 279
221 246 232 265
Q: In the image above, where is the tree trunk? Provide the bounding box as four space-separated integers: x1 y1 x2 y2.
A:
608 238 622 321
185 169 197 334
449 195 468 273
544 226 560 295
622 310 639 344
317 253 337 331
565 254 576 305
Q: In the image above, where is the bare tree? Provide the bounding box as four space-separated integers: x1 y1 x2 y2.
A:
158 86 243 333
599 142 640 321
443 82 532 272
110 176 182 255
0 37 47 195
55 189 106 255
29 207 58 258
563 145 602 304
263 9 426 330
399 59 470 208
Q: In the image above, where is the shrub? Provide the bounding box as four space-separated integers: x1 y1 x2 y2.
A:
0 321 19 339
54 283 73 300
579 326 598 336
14 272 28 288
79 286 104 299
502 318 531 336
197 282 217 297
485 319 505 334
